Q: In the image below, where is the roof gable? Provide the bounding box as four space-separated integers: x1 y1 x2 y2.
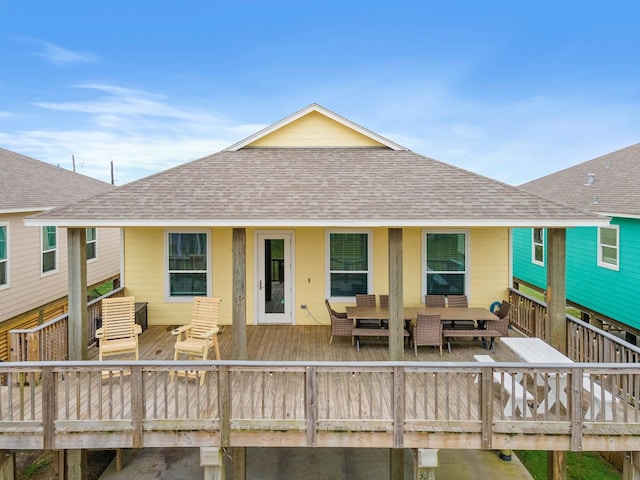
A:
225 104 406 151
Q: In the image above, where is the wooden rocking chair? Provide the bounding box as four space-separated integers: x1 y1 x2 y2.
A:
96 296 141 361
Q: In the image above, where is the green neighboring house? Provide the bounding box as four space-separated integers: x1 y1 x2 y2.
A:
513 143 640 339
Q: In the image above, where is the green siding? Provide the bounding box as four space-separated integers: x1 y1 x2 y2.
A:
512 228 546 289
513 219 640 331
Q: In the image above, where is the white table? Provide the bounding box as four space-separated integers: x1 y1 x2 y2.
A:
502 337 573 413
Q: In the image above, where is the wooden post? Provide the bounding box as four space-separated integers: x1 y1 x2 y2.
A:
546 228 567 480
66 449 87 480
546 228 566 353
201 447 224 480
388 228 405 479
0 451 15 480
388 228 404 362
232 228 247 480
67 228 88 361
623 451 640 480
232 228 247 361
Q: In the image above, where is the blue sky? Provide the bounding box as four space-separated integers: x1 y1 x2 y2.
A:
1 1 640 186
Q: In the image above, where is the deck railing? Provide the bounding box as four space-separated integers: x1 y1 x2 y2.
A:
0 360 639 452
8 286 125 362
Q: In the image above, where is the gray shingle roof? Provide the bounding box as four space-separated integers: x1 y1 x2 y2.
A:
0 147 115 212
28 148 605 227
519 143 640 217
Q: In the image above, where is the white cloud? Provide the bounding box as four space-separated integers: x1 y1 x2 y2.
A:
32 41 99 67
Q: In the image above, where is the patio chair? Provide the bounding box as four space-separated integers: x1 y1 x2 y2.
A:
325 299 353 345
482 300 512 352
96 296 141 361
412 313 443 356
446 294 474 329
424 294 446 307
355 294 380 328
172 297 221 384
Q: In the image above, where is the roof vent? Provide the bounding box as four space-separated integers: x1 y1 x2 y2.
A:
585 173 595 186
594 195 600 204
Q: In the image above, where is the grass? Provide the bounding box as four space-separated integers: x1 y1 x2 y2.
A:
87 280 115 301
516 451 621 480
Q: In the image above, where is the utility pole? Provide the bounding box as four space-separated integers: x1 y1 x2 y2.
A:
72 154 76 172
110 160 115 185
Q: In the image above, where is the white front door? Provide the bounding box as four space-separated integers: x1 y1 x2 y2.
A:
256 232 294 324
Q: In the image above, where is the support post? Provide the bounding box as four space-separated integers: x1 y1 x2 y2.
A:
67 228 88 361
232 228 247 360
546 229 567 480
231 228 247 480
201 447 224 480
546 228 566 353
388 228 404 479
623 451 640 480
0 451 15 480
66 449 87 480
413 449 439 480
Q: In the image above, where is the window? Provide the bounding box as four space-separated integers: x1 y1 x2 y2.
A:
167 232 209 298
598 225 619 270
424 231 467 296
327 231 371 298
86 228 97 261
532 228 544 266
0 225 7 287
41 226 57 274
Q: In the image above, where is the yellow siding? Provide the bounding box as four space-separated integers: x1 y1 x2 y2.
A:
124 226 510 328
247 111 385 148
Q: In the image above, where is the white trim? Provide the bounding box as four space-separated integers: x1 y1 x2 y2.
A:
23 218 612 229
597 224 620 271
0 222 8 290
325 228 373 302
531 228 545 266
225 104 407 152
0 206 52 215
596 211 640 220
40 226 58 277
164 228 212 302
254 230 295 325
421 229 470 300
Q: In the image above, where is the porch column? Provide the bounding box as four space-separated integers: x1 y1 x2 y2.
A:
546 228 567 480
67 227 88 361
232 228 247 360
201 447 224 480
231 228 247 480
388 228 404 361
545 228 566 353
388 228 405 479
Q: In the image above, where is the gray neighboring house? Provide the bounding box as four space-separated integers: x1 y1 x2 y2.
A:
513 143 640 341
0 147 121 359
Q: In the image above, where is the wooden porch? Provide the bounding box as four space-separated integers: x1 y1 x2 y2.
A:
1 323 639 454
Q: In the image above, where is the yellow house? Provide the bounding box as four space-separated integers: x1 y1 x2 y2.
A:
27 104 605 342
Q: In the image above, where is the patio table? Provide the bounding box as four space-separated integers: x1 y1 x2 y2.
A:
502 337 574 413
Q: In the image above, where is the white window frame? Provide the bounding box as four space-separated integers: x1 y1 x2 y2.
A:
597 225 619 271
0 223 8 289
422 229 470 299
86 227 97 262
325 229 373 302
532 228 545 266
41 226 58 276
164 229 212 302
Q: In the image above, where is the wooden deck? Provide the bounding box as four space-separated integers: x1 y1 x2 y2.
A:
1 325 639 453
118 324 524 363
